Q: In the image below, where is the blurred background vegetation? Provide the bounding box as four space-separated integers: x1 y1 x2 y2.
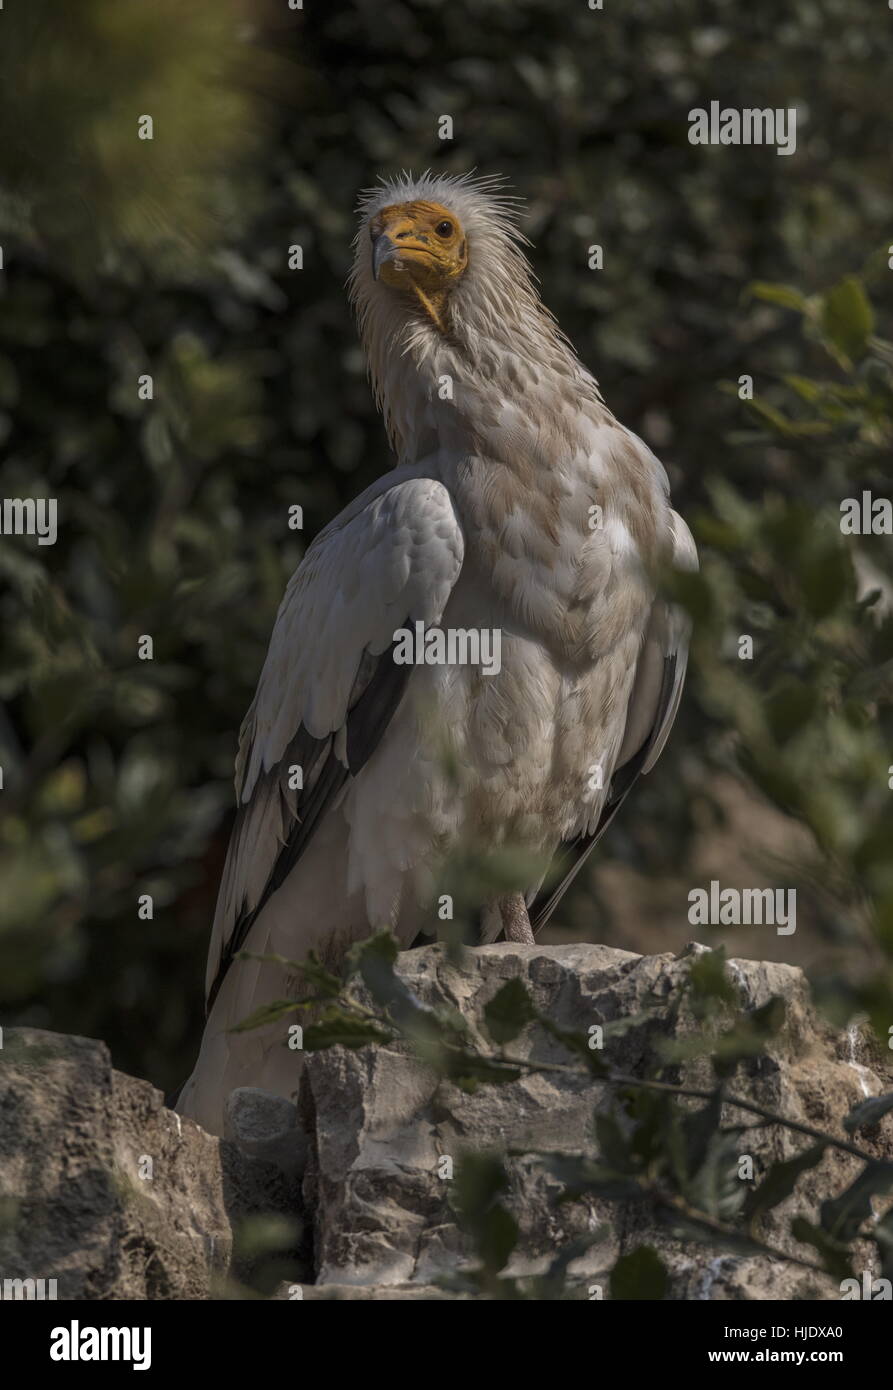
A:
0 0 891 1093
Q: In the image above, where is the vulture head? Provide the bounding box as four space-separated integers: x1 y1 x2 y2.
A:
368 199 469 291
352 170 526 311
349 171 592 459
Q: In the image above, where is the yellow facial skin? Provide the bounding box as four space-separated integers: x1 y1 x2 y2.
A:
369 200 468 330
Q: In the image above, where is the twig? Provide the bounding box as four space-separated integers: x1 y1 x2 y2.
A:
653 1192 828 1277
486 1051 879 1165
603 1073 879 1166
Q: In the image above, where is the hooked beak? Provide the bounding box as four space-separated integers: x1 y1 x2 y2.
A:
371 232 398 281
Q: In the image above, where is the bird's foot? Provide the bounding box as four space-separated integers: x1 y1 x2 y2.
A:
498 892 535 945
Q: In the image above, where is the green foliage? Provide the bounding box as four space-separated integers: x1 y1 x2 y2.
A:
844 1092 893 1134
610 1247 669 1301
820 278 875 369
483 978 538 1044
744 1145 827 1223
820 1163 893 1245
227 998 305 1034
683 274 893 1032
229 1211 304 1299
302 1011 394 1051
451 1154 519 1283
790 1220 851 1284
0 0 270 270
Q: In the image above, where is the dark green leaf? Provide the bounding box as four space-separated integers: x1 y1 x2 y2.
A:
295 951 344 999
682 1090 723 1175
745 1143 827 1220
229 998 303 1033
685 1129 747 1220
302 1009 394 1050
544 1152 644 1202
820 1161 893 1243
484 978 537 1044
843 1091 893 1133
594 1112 632 1169
748 282 809 312
348 930 434 1030
441 1050 522 1090
791 1218 852 1281
452 1154 518 1275
536 1016 608 1075
535 1230 609 1300
477 1205 519 1275
688 947 736 1007
820 277 874 363
610 1246 669 1301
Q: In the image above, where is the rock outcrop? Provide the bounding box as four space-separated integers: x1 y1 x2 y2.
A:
0 1030 231 1299
0 1030 307 1299
300 942 893 1299
2 942 891 1299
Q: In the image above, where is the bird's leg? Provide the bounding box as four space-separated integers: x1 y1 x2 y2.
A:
498 892 535 945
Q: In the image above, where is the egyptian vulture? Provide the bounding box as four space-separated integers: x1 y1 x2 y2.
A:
177 172 697 1135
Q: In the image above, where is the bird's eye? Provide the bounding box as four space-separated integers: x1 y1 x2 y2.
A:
435 220 453 238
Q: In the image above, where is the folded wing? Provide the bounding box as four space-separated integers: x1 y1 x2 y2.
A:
205 476 465 1008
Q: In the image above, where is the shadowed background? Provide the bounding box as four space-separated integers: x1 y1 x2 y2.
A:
0 0 891 1093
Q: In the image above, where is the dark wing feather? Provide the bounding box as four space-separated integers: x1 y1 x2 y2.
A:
206 634 414 1013
529 653 678 934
